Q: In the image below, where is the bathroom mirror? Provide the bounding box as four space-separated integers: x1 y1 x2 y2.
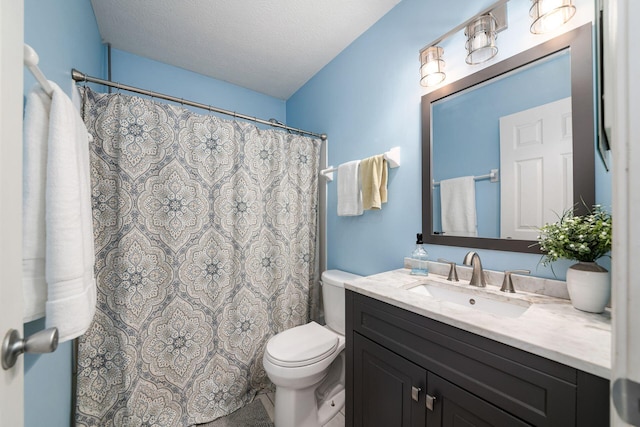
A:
422 24 595 253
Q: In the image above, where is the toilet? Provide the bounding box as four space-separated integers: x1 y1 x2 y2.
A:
263 269 361 427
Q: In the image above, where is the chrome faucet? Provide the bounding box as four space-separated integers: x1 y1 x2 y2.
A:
462 251 486 287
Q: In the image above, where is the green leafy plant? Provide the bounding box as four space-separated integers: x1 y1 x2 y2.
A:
536 205 612 267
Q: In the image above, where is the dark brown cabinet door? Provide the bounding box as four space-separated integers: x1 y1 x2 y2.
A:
353 333 426 427
426 373 531 427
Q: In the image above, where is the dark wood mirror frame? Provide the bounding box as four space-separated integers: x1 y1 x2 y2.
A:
421 23 595 254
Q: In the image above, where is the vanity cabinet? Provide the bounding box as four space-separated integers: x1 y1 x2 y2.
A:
345 290 609 427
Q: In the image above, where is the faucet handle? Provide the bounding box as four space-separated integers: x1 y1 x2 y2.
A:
437 258 459 282
500 270 531 293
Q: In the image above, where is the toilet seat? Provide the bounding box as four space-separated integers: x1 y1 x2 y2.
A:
265 322 339 368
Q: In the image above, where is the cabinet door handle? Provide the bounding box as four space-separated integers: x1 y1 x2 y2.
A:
411 386 421 402
426 394 437 411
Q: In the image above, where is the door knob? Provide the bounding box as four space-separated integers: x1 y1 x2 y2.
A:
2 327 59 370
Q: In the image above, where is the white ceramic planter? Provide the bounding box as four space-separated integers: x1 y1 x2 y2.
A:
565 261 611 313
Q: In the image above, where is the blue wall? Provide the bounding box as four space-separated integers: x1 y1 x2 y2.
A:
287 0 612 279
109 49 286 123
23 3 286 427
23 0 105 96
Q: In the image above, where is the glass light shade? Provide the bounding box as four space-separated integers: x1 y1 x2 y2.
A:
465 14 498 65
420 46 445 87
529 0 576 34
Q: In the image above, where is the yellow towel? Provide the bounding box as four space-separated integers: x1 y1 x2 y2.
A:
360 154 388 210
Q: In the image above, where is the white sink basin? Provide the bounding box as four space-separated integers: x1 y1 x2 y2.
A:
408 283 531 318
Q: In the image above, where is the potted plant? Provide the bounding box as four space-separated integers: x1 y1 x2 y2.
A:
536 205 612 313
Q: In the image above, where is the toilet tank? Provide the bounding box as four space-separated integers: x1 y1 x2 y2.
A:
321 269 362 335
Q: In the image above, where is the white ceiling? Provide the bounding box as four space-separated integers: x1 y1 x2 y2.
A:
90 0 401 100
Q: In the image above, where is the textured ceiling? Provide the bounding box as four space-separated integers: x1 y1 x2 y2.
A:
90 0 401 99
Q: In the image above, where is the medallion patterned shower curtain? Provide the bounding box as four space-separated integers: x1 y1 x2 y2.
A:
75 88 321 426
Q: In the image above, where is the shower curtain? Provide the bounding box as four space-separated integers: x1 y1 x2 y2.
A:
75 88 321 426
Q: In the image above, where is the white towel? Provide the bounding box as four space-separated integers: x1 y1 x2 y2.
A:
23 82 96 342
337 160 363 216
440 176 478 237
22 87 50 322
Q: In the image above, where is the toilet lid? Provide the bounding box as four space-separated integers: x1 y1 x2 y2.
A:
265 322 339 368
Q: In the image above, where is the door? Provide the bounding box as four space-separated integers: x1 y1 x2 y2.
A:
0 0 25 425
426 373 531 427
353 333 426 427
606 0 640 425
499 97 573 240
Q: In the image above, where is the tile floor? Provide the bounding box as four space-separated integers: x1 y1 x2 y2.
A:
257 392 346 427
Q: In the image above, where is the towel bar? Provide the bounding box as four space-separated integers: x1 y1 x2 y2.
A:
432 168 499 188
320 146 401 182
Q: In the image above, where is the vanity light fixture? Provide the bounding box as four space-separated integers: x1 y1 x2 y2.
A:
418 0 508 86
529 0 576 34
465 14 499 65
420 46 446 87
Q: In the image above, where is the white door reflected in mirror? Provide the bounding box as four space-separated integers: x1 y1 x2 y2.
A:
500 97 573 240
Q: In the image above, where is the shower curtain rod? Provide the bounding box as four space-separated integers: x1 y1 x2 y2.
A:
71 68 327 140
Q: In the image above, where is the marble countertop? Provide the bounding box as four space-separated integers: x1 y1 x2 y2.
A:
345 269 611 379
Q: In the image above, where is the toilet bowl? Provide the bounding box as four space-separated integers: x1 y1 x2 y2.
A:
263 269 361 427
